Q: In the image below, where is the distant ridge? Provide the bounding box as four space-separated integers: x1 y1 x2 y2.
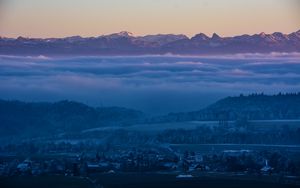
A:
1 93 300 138
149 93 300 123
0 100 144 138
0 30 300 55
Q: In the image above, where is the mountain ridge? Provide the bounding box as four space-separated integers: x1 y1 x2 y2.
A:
1 30 300 55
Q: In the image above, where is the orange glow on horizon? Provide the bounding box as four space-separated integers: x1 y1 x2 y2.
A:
0 0 299 38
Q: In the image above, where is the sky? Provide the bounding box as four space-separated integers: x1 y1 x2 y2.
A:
1 54 300 114
0 0 299 38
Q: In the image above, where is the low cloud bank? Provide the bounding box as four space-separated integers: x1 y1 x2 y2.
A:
0 54 299 114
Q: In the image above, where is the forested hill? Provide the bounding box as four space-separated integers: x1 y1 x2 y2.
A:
0 100 144 137
1 93 300 138
150 93 300 122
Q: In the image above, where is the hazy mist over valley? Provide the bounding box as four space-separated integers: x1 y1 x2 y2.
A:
1 53 300 115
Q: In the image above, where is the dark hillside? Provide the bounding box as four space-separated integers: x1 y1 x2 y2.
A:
0 100 144 138
151 93 300 122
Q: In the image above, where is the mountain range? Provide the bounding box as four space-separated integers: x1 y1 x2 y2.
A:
0 30 300 55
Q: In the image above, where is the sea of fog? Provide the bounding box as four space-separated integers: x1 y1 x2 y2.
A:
0 53 300 115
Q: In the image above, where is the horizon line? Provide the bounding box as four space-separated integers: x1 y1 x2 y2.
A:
1 29 300 40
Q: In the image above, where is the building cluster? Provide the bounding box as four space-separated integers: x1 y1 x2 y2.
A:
0 147 288 178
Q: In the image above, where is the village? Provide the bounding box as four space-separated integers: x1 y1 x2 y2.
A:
0 144 297 180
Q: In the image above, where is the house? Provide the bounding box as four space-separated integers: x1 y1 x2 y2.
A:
17 159 32 173
261 160 273 175
87 161 111 173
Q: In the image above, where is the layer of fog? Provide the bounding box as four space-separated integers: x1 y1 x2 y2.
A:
0 54 299 115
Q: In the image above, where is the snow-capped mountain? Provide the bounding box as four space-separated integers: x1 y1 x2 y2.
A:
0 30 299 55
103 31 134 39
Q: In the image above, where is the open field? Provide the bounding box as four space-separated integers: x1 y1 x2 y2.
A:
129 120 300 132
81 121 220 133
0 176 94 188
250 120 300 131
170 144 300 153
82 119 300 134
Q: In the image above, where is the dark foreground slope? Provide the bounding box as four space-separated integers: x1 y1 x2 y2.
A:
0 176 94 188
1 174 298 188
